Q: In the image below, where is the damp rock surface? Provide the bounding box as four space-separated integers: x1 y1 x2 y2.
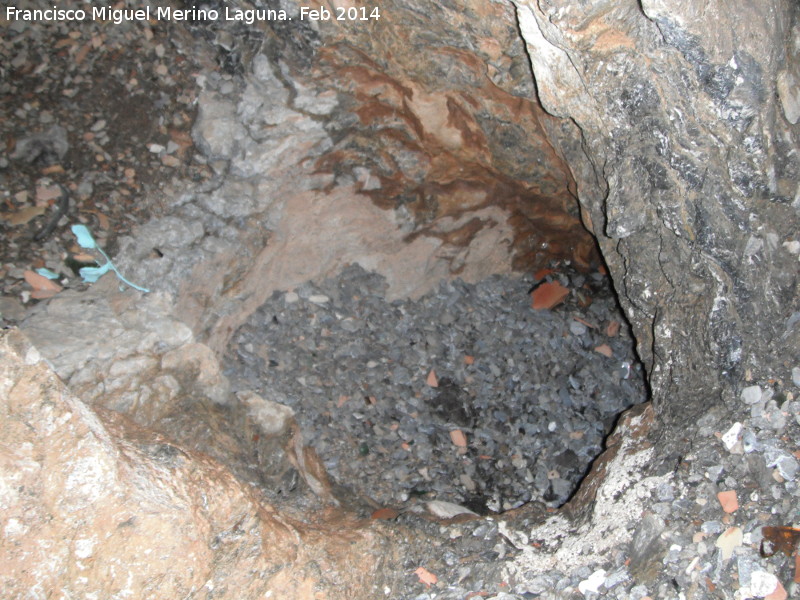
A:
225 264 646 511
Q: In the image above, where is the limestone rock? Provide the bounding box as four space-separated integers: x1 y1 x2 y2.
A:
0 329 401 599
511 0 800 430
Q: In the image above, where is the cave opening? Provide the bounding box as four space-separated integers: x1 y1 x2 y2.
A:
156 0 654 520
4 0 799 597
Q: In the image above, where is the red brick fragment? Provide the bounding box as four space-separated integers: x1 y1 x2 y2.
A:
531 281 570 310
717 490 739 513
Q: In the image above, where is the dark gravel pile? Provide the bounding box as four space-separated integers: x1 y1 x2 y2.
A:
225 264 647 513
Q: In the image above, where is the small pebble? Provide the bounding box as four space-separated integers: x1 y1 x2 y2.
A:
742 385 763 404
722 422 743 451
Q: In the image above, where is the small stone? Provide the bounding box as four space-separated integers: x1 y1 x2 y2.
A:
371 507 399 520
425 500 477 519
777 69 800 124
570 320 587 336
606 320 620 337
578 569 607 595
459 474 476 492
161 155 181 168
655 482 674 502
717 490 739 513
766 581 788 600
284 291 299 304
722 422 743 451
701 520 723 535
715 527 743 560
594 343 613 357
308 294 330 305
774 455 798 481
604 568 629 589
531 281 570 310
36 184 64 202
426 369 438 387
792 367 800 387
449 429 467 448
148 143 165 154
748 571 779 598
90 119 106 132
742 429 761 453
742 385 763 404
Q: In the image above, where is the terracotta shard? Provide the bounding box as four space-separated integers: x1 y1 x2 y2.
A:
426 369 438 387
414 567 438 588
371 507 399 520
594 344 613 358
449 429 467 447
574 316 597 329
795 553 800 583
606 320 621 337
717 490 738 513
24 270 62 294
766 581 788 600
531 281 570 310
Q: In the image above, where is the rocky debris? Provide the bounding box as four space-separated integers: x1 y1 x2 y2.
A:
226 264 646 511
0 328 406 600
0 0 210 312
1 0 798 598
20 276 230 427
499 387 800 599
510 0 800 434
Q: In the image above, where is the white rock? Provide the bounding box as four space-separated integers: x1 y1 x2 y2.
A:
747 570 779 597
578 569 607 595
425 500 477 519
308 294 330 305
782 240 800 254
721 422 742 451
74 537 96 559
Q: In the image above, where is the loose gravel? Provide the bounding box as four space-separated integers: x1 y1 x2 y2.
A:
225 263 647 513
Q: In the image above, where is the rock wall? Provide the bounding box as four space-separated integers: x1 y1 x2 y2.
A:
6 0 800 597
0 328 402 599
511 0 800 427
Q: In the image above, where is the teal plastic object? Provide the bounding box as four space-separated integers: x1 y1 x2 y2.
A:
70 224 149 293
35 268 60 280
